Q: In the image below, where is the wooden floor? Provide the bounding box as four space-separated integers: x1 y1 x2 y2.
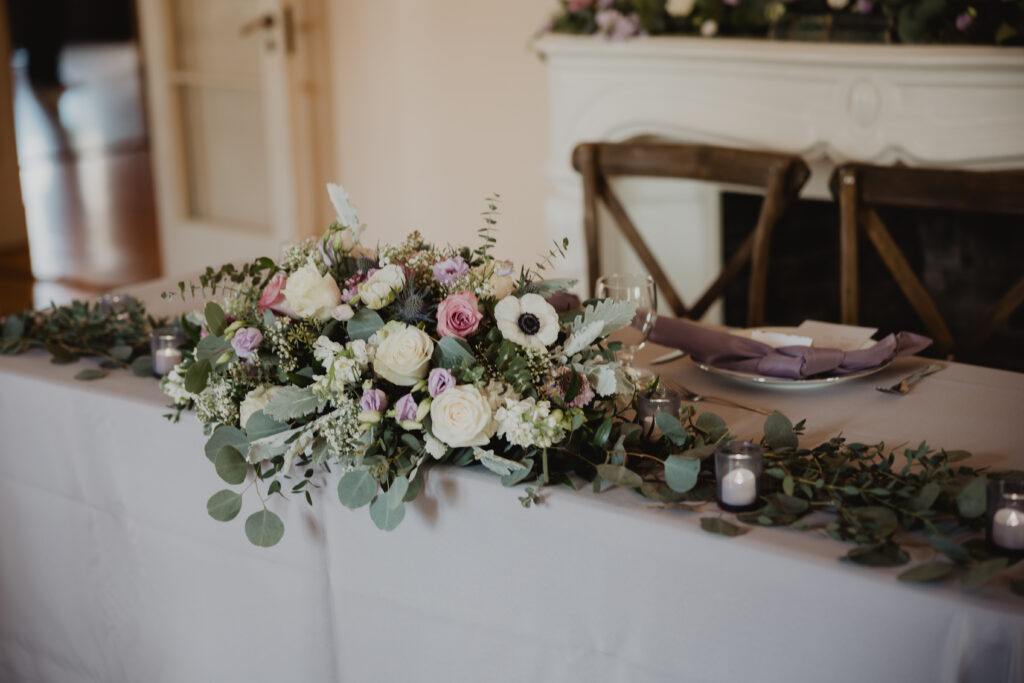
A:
0 42 160 316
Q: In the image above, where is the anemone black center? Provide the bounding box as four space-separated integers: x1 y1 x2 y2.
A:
517 313 541 335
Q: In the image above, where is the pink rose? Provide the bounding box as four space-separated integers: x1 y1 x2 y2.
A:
258 272 287 311
437 291 483 339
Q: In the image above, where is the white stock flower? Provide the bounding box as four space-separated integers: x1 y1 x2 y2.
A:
359 264 406 310
494 293 560 349
283 263 342 321
429 384 495 448
313 335 344 365
665 0 696 17
239 385 282 428
372 321 434 386
495 397 565 449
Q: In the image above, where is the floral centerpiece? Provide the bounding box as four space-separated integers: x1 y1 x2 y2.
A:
162 186 639 545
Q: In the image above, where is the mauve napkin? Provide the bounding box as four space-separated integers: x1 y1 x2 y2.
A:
547 291 581 313
647 317 932 380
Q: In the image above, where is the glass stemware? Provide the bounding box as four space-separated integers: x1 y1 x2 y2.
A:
595 273 657 370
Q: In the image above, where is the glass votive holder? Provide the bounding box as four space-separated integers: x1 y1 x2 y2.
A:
636 387 682 440
97 292 137 316
986 478 1024 556
715 440 763 512
151 326 185 378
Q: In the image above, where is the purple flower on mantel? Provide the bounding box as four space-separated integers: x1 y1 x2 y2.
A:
432 256 469 285
595 10 644 41
360 388 387 412
395 393 418 423
955 11 973 32
428 367 455 397
855 0 873 13
231 327 263 360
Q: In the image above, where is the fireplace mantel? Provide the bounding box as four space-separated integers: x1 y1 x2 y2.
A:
535 35 1024 309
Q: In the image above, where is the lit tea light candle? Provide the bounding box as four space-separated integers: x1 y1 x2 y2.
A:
153 347 183 377
150 326 185 378
986 478 1024 556
714 440 763 512
992 508 1024 551
720 467 757 507
636 386 681 441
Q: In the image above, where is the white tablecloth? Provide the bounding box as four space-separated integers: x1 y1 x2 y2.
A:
2 306 1023 682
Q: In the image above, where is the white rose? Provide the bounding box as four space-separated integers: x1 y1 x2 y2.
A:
359 264 406 310
372 322 434 386
283 263 342 321
239 385 282 428
665 0 695 17
430 384 495 448
700 19 718 37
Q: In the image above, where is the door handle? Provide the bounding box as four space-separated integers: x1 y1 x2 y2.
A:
239 13 275 36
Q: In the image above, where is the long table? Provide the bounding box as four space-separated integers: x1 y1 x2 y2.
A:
1 309 1023 682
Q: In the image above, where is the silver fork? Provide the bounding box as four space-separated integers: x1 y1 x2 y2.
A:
876 363 945 395
660 378 775 415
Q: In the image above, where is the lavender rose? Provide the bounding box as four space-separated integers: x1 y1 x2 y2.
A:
395 393 418 423
231 327 263 360
432 256 469 285
360 388 388 412
428 368 455 397
437 291 483 339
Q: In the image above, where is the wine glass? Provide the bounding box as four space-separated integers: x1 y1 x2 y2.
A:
595 273 657 372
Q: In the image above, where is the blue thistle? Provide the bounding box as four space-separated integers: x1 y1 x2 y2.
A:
393 280 436 326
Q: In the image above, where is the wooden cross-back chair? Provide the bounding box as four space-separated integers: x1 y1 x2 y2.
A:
830 163 1024 359
572 141 809 326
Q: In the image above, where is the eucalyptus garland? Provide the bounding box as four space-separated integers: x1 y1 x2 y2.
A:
0 299 169 380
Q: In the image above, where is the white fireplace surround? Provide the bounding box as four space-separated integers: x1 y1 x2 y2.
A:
535 35 1024 318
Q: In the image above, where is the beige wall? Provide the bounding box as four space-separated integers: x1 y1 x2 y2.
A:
327 0 554 271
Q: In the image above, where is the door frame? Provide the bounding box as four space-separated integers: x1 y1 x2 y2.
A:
135 0 334 276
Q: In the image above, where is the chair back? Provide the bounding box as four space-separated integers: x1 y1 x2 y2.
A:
830 163 1024 360
572 141 809 326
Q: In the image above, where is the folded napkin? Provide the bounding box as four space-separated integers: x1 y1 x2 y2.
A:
647 317 932 380
547 291 581 313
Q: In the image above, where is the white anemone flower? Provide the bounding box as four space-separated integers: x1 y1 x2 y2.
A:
494 293 560 349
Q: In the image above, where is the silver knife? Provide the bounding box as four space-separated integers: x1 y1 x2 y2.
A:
649 349 685 365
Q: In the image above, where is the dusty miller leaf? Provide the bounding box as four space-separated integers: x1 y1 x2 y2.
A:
263 386 320 421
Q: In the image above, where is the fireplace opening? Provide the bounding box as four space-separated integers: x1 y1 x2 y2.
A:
721 192 1024 372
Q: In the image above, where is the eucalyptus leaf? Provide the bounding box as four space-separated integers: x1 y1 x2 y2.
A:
654 413 689 447
204 301 227 337
214 445 248 485
195 334 230 362
898 561 954 583
184 358 211 393
695 413 727 443
74 368 106 381
929 536 972 564
131 355 153 377
909 481 941 512
639 481 691 503
845 543 909 567
595 464 643 489
388 476 409 509
764 413 798 450
338 470 378 509
403 472 425 502
245 411 290 441
664 455 700 494
369 494 405 531
206 489 243 522
204 426 249 463
434 336 475 369
3 316 23 341
108 344 133 362
347 308 385 341
593 418 613 449
956 477 987 519
245 509 285 547
700 517 747 537
961 558 1009 588
767 493 809 515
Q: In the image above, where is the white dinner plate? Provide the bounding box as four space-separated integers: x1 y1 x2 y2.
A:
693 326 890 389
